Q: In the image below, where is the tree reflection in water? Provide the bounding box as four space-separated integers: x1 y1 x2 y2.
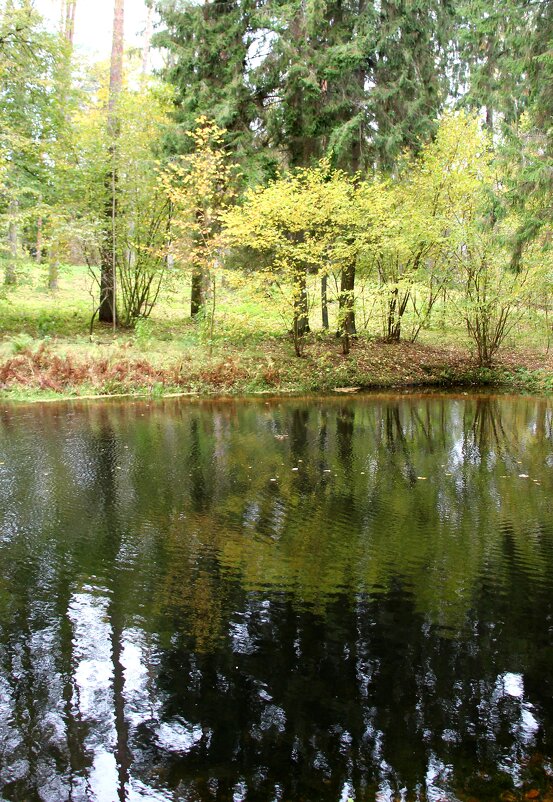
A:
0 395 552 801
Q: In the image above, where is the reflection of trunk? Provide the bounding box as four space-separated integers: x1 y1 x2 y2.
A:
470 397 510 457
290 408 310 491
336 406 355 474
385 404 417 482
290 408 309 459
9 601 39 787
321 274 329 329
5 200 18 285
190 416 209 511
96 425 131 800
111 607 130 802
61 601 90 786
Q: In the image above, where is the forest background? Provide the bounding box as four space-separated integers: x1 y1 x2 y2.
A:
0 0 552 399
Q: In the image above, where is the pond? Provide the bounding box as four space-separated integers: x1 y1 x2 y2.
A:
0 393 553 802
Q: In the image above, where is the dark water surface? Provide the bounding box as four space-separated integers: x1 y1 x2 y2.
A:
1 394 553 802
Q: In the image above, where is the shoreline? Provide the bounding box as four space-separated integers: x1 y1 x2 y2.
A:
1 332 552 404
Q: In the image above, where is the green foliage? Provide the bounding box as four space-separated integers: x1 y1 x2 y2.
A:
222 160 359 353
0 0 552 379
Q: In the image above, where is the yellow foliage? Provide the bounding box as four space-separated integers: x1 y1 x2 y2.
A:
160 117 238 273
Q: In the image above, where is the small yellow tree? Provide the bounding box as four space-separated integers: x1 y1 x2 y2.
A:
222 162 360 355
160 117 238 333
355 112 491 341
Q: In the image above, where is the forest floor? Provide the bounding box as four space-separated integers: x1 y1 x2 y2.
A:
1 264 552 401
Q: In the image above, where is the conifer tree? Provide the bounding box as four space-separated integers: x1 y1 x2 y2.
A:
154 0 259 166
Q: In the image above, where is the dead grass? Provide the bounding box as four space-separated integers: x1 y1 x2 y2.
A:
3 334 551 400
1 264 552 399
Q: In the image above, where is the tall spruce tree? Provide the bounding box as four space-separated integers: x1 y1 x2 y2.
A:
369 0 453 169
505 0 553 262
154 0 260 165
453 0 528 134
155 0 455 334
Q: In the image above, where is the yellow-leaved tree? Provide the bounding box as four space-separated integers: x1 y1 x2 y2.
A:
409 111 544 365
356 112 494 342
222 162 361 355
160 118 238 340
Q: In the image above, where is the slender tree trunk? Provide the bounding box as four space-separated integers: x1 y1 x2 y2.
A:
99 0 124 325
294 269 309 336
36 215 43 264
141 3 153 76
485 105 494 134
321 273 329 329
65 0 76 44
48 245 59 290
337 260 356 337
293 267 310 350
190 266 208 318
5 200 18 286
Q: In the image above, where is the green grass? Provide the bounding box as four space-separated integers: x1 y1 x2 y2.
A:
0 260 552 400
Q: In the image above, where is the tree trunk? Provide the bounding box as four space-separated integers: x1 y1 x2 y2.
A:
65 0 76 44
292 267 310 355
99 0 124 326
321 273 329 329
190 266 208 318
108 0 124 117
36 216 43 264
141 3 153 76
5 200 18 286
293 268 310 336
337 260 356 336
48 245 59 290
485 104 494 134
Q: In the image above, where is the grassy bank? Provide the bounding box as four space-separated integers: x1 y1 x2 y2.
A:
1 264 552 401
